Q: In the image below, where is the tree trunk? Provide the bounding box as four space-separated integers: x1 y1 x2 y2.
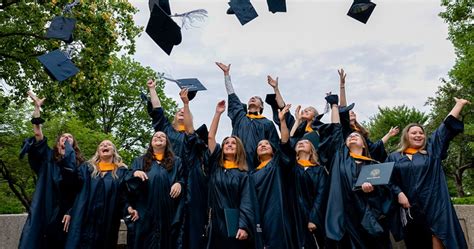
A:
453 172 465 197
0 160 30 210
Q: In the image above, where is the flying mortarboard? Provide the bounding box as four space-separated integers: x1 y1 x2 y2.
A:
228 0 259 25
148 0 171 15
46 16 76 43
347 0 376 24
146 3 182 55
267 0 286 13
37 49 79 82
175 78 207 100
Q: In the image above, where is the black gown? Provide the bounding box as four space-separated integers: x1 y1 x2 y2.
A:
387 115 468 249
65 164 129 249
319 124 393 249
249 143 296 249
19 137 79 249
128 155 185 249
182 133 209 249
228 93 279 170
206 144 254 249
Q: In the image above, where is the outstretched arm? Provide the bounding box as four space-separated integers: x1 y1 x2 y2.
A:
326 94 340 124
216 62 235 95
338 69 347 107
179 88 194 134
208 100 226 153
449 97 470 120
289 105 302 137
381 126 400 144
147 79 161 108
279 104 292 143
27 91 45 142
267 75 285 108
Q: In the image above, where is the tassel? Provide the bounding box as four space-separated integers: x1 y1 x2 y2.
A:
170 9 208 29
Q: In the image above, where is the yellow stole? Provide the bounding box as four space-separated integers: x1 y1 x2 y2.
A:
349 152 373 162
256 159 272 170
246 114 265 119
305 123 314 132
223 160 239 169
154 153 164 161
176 124 185 132
297 159 317 167
404 148 419 155
98 162 116 172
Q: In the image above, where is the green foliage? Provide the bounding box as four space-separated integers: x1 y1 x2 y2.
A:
451 196 474 205
0 0 142 113
365 105 428 153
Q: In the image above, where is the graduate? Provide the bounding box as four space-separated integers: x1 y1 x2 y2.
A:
65 140 130 249
338 68 399 162
216 62 279 170
127 131 185 249
388 98 470 249
19 92 85 249
206 100 254 249
320 94 393 249
265 75 323 147
180 88 210 249
249 104 297 249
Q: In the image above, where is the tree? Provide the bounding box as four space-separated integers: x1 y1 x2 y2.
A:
366 105 429 153
0 0 142 112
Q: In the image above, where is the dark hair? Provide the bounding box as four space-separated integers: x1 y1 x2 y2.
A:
143 134 175 172
346 131 371 158
53 134 85 166
351 121 369 138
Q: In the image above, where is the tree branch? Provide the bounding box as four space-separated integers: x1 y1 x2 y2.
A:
0 159 30 210
0 32 48 40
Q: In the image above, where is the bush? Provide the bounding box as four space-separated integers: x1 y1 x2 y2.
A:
451 196 474 205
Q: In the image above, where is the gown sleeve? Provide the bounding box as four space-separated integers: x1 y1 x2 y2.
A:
227 93 246 126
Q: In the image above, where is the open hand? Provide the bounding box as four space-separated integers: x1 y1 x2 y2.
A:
170 182 182 198
267 75 279 88
62 215 71 232
27 91 45 108
179 88 189 104
278 104 291 121
338 68 346 85
216 100 226 114
134 170 148 181
215 62 231 75
454 97 471 106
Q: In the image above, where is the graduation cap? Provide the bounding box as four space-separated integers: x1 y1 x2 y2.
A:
195 124 209 145
46 16 76 43
148 0 171 15
146 3 182 55
264 93 278 108
228 0 259 25
339 103 355 113
347 0 376 24
37 49 79 82
175 78 207 100
267 0 286 13
301 131 320 149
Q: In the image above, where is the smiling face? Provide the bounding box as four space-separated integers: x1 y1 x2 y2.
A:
407 126 426 149
223 137 238 157
98 140 115 159
256 140 273 160
151 131 167 150
301 107 317 121
57 133 74 148
345 132 365 149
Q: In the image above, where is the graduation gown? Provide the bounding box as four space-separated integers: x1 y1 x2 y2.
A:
228 93 279 169
65 164 129 249
206 145 254 249
19 137 79 249
150 107 186 157
128 155 185 249
249 143 296 249
387 115 468 249
319 124 392 249
182 133 209 249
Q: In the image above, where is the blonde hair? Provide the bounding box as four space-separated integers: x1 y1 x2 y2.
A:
172 107 193 130
219 136 248 171
305 106 319 121
88 140 127 179
397 123 427 153
296 140 319 165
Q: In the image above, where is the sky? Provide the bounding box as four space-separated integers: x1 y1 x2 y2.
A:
129 0 455 141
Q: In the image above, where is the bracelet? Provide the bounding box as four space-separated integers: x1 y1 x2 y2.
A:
31 117 45 125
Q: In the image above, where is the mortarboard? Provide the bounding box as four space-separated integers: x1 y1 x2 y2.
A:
195 124 209 145
46 16 76 43
146 3 182 55
228 0 258 25
267 0 286 13
265 93 278 108
37 49 79 82
347 0 376 24
301 131 320 149
148 0 171 15
175 78 207 101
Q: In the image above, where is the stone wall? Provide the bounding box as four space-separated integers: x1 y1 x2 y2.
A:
1 205 473 249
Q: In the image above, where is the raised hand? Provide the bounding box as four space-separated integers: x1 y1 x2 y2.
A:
278 104 291 121
179 88 189 105
338 68 346 85
215 62 231 75
454 97 471 106
294 105 302 121
216 100 226 114
146 79 156 89
388 126 399 137
267 75 279 88
27 91 45 108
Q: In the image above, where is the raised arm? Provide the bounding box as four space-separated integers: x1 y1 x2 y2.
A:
449 97 470 119
326 94 340 124
338 69 347 107
208 100 226 153
381 126 400 144
27 91 45 142
216 62 235 95
179 88 194 134
289 105 303 137
267 75 285 108
147 79 161 108
279 104 292 144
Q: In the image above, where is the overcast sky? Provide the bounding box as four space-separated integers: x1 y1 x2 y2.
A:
129 0 455 141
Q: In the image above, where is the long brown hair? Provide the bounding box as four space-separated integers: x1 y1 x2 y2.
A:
397 123 427 153
351 120 369 138
219 136 248 171
296 140 319 165
346 131 371 158
53 134 85 166
143 133 175 172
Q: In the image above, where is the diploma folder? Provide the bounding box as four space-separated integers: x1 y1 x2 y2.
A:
224 208 239 238
355 162 395 187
